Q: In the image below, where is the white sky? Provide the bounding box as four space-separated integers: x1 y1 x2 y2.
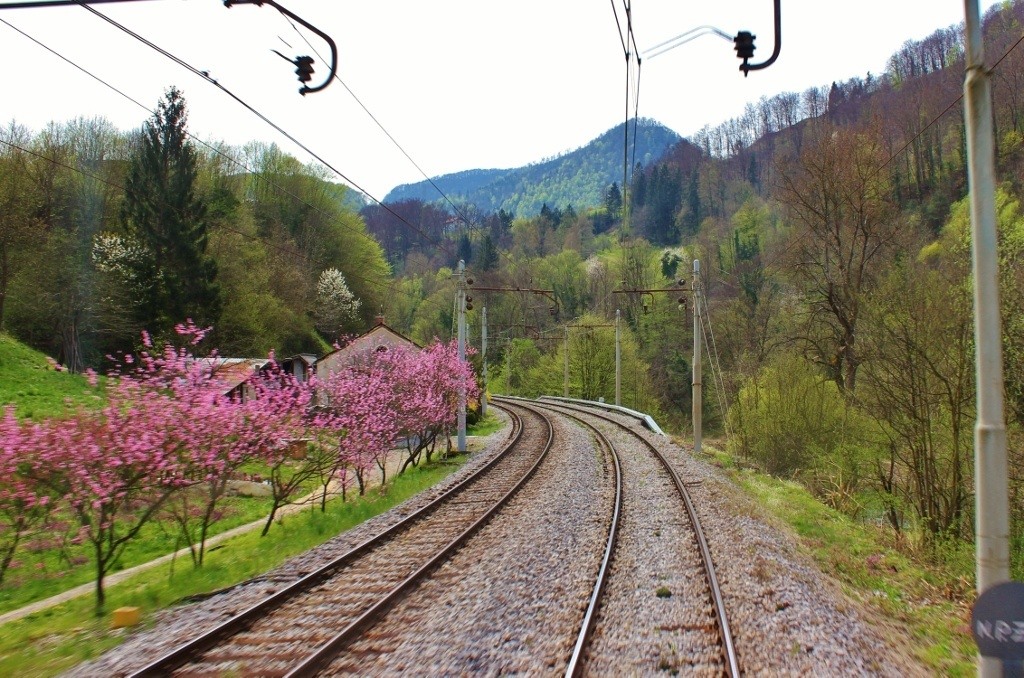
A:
0 0 1003 201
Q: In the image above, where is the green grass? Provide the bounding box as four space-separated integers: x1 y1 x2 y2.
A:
712 453 976 676
0 458 465 677
468 409 503 437
0 491 278 615
0 333 105 420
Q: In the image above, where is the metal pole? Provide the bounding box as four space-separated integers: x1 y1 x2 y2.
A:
693 259 702 454
457 260 467 453
615 309 622 406
481 306 488 417
564 325 570 398
963 3 1010 675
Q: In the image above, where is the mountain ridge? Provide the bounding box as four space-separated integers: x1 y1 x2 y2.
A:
383 118 682 216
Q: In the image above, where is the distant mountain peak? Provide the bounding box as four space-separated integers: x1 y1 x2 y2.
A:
383 118 682 217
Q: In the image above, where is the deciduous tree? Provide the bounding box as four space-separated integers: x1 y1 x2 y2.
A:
775 124 899 392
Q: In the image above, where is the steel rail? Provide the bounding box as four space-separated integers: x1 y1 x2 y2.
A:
130 402 532 677
285 400 555 677
501 400 625 678
531 398 740 677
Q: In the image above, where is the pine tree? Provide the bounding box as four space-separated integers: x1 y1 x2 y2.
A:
476 234 499 271
604 183 623 218
122 87 220 335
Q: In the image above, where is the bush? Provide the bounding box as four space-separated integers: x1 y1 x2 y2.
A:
727 354 866 478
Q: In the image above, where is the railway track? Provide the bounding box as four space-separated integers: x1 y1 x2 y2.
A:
116 397 736 676
310 396 619 675
524 397 739 676
127 401 553 677
71 395 927 676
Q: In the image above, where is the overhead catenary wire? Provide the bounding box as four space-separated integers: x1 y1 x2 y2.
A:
278 13 525 278
76 3 457 262
0 15 408 299
625 0 642 186
610 0 641 237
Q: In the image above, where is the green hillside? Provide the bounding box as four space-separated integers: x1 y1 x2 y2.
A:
0 334 104 420
384 118 681 215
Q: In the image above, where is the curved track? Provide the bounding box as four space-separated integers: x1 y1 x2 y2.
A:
128 401 553 677
523 397 739 677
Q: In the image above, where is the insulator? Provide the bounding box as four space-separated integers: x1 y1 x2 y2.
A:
294 56 314 83
733 31 755 60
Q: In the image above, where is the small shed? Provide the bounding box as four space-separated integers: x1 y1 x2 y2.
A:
315 317 420 380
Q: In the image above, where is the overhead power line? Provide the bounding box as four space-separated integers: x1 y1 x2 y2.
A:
0 16 397 287
278 14 523 276
76 3 457 260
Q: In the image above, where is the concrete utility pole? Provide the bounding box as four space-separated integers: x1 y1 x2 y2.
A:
564 325 570 398
481 306 488 417
692 259 702 455
963 3 1011 676
456 260 467 453
615 309 622 406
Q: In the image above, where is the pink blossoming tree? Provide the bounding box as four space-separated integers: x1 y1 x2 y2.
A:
0 408 53 586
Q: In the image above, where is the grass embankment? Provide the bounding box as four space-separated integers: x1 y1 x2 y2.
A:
0 492 278 615
699 444 976 676
0 456 469 677
0 334 104 420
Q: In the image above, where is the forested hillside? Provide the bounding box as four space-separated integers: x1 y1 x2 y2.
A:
0 95 390 366
383 118 681 216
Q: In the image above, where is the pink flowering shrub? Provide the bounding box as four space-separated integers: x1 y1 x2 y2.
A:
1 326 477 608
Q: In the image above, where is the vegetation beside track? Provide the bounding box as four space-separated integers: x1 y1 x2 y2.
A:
0 334 104 420
699 443 977 677
0 453 471 677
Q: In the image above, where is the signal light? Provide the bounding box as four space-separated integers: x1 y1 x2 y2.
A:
466 302 474 311
294 56 314 83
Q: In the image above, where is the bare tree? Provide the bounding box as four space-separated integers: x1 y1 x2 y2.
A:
858 259 974 540
775 124 899 392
